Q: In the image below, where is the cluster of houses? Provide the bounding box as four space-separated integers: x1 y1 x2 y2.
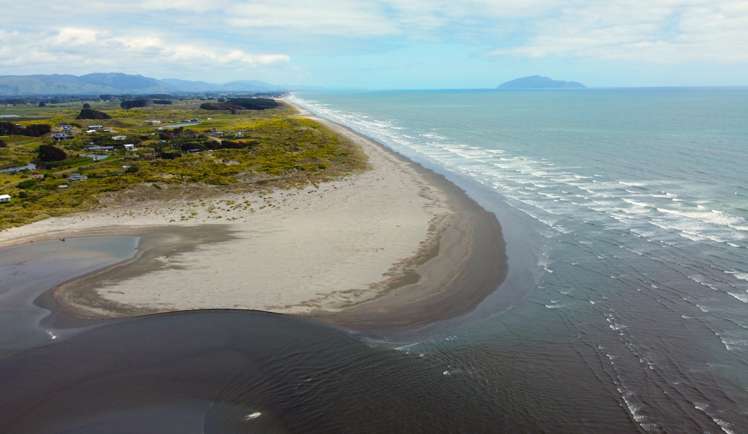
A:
52 124 75 141
1 118 220 205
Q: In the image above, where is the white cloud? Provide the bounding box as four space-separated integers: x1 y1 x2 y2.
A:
0 27 290 72
226 0 399 36
492 0 748 63
2 0 747 77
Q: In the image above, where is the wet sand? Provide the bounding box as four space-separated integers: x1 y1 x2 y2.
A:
0 109 507 332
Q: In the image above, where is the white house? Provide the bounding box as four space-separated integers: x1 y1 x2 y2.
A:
123 144 137 151
0 194 11 203
112 135 128 141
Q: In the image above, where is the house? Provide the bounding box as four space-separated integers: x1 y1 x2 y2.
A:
68 173 88 182
58 184 69 189
112 135 127 141
87 154 109 161
60 124 73 131
52 132 70 141
88 125 104 130
0 194 11 204
85 145 114 152
31 174 45 180
123 144 137 151
146 120 161 125
0 163 37 174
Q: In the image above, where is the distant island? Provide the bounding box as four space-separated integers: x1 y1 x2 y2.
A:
498 75 586 90
0 73 283 96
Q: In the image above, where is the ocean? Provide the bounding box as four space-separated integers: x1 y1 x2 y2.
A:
1 88 747 433
290 88 748 433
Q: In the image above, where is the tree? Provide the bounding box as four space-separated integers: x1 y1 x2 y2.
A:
77 107 111 120
0 122 50 137
121 99 149 110
24 124 52 137
37 145 67 162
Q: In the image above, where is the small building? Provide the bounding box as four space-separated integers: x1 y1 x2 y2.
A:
60 124 73 131
112 135 128 141
87 154 109 161
88 125 104 130
31 174 45 180
0 194 11 204
123 144 137 151
85 145 114 152
52 132 70 141
58 184 69 189
146 120 161 125
0 163 37 174
68 173 88 182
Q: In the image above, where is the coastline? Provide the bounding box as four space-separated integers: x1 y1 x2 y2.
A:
0 102 507 332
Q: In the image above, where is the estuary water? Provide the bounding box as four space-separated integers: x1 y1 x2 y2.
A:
291 89 748 433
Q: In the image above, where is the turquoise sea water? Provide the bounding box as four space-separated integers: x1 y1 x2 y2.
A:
292 89 748 432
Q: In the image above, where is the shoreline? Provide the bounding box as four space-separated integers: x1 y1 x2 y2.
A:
0 103 507 332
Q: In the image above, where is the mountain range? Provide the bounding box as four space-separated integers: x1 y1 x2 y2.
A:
0 73 283 96
498 75 586 89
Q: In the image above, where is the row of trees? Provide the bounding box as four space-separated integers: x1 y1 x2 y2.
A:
0 122 51 137
200 98 279 113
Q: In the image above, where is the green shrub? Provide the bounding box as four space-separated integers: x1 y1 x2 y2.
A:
17 179 36 189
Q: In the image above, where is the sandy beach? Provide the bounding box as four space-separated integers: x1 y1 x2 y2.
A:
0 107 507 331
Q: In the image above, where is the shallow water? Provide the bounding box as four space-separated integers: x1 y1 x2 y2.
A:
0 236 138 351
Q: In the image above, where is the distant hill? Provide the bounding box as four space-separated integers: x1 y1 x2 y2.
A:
498 75 586 90
0 73 283 96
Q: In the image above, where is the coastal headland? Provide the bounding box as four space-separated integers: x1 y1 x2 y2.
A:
0 99 507 332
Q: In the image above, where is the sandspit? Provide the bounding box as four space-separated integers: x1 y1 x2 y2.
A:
0 107 507 331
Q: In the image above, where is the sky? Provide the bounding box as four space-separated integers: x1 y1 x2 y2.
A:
1 0 747 89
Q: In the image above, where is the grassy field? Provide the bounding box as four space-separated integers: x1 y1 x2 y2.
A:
0 99 367 230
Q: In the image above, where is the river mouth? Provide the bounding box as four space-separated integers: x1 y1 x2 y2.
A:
0 309 508 434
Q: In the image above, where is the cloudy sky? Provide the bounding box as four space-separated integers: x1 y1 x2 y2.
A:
1 0 747 88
